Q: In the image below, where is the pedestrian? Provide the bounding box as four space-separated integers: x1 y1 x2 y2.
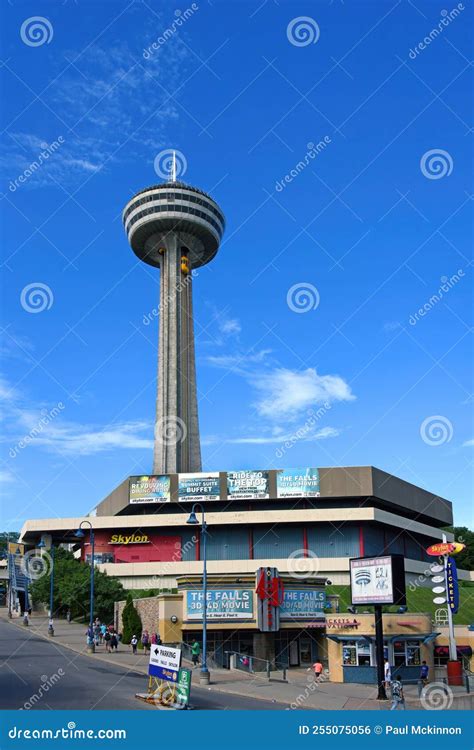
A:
110 631 118 652
66 609 71 623
420 660 430 686
191 640 200 667
104 629 111 653
131 634 138 655
93 623 100 647
384 658 392 690
100 623 107 644
151 632 161 645
312 660 324 682
390 679 405 710
141 630 150 654
86 625 94 648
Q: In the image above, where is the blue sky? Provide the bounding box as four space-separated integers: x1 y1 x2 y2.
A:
1 0 472 530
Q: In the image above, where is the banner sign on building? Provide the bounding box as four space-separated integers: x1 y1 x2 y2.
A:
256 567 283 632
349 555 406 606
186 590 253 620
129 475 171 504
446 556 459 614
178 472 220 502
148 644 181 682
276 468 320 498
280 589 326 620
226 470 270 500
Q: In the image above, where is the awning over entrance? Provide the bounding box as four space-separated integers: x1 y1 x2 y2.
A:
435 645 472 657
326 633 440 644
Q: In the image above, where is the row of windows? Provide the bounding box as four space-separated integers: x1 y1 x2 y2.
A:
343 640 421 668
126 203 224 239
124 191 225 228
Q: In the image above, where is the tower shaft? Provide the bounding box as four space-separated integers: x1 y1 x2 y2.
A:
154 233 201 474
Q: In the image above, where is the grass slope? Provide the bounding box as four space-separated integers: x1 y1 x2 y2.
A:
326 582 474 625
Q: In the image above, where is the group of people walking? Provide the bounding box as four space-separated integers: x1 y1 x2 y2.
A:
86 618 164 656
130 631 162 655
86 618 119 652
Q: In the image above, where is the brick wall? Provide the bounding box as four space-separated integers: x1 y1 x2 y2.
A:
114 596 161 635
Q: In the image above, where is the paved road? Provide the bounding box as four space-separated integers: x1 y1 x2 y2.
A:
0 621 286 710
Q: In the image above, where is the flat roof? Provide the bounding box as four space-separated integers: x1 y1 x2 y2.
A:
92 466 453 527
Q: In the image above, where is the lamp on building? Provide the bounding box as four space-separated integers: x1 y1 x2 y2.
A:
74 520 95 653
170 615 178 624
397 605 408 614
186 504 210 685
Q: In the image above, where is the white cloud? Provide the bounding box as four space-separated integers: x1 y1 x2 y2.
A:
206 349 271 372
0 469 15 483
25 419 153 455
2 25 191 189
219 317 241 336
252 368 355 420
224 426 340 444
462 438 474 447
0 374 153 456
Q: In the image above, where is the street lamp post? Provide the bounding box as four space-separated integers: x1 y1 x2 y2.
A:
38 541 55 636
74 521 95 654
186 504 210 685
23 551 29 626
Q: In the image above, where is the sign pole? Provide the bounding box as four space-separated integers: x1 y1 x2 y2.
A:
374 604 387 700
442 534 457 662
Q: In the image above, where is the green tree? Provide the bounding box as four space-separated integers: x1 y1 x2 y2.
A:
121 593 142 644
0 532 19 556
30 547 124 622
444 526 474 570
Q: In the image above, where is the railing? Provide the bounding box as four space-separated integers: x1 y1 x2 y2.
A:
224 651 288 682
179 642 221 670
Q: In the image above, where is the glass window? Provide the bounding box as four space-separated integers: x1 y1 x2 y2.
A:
357 642 371 666
392 640 421 666
342 641 357 666
406 640 421 666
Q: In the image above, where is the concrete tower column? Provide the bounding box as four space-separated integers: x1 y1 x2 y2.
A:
123 172 225 476
154 233 201 474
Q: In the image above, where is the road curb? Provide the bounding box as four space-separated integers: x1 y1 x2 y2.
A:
1 616 150 680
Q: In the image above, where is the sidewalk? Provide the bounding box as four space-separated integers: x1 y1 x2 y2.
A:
1 612 467 710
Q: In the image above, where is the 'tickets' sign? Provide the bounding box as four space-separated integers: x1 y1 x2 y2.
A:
446 556 459 614
326 618 360 630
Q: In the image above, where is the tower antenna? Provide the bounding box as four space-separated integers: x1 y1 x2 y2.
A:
170 150 177 182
